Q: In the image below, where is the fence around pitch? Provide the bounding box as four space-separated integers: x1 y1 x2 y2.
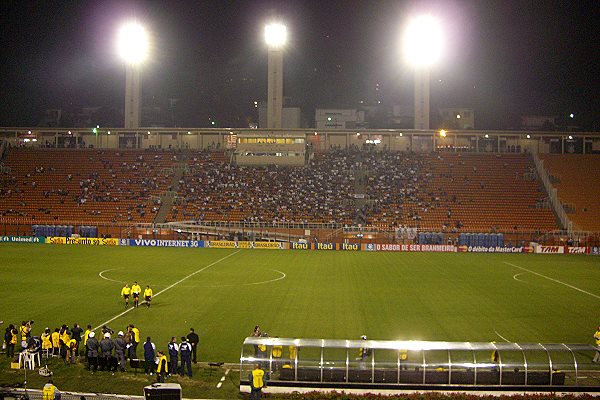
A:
1 220 599 246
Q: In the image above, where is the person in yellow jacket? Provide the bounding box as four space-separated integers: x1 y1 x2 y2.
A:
144 285 153 308
19 321 31 350
271 341 282 371
593 326 600 363
67 338 78 365
5 324 18 359
156 350 168 382
83 325 92 346
249 364 266 400
131 281 142 308
51 328 61 356
128 324 140 358
42 380 60 400
121 284 131 308
41 328 53 358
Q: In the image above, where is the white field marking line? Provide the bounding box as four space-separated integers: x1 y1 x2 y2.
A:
99 268 285 288
217 368 231 389
211 269 286 287
512 272 528 283
98 268 124 283
494 329 510 343
504 262 600 300
94 250 241 331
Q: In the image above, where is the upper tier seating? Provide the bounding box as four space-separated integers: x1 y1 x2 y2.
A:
539 154 600 231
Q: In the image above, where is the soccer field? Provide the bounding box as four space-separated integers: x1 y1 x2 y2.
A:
1 243 598 362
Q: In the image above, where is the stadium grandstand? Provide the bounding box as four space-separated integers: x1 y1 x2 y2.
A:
0 128 599 246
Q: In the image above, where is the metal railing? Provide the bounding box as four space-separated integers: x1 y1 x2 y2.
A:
532 152 573 234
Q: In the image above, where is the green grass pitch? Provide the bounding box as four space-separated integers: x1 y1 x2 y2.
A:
1 243 598 363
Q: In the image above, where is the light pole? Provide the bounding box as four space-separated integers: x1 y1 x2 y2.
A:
265 22 287 129
117 22 149 129
403 15 443 130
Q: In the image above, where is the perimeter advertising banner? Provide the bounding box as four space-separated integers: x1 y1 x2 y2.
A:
204 240 286 249
566 246 589 254
290 242 310 250
311 242 336 250
128 239 202 248
0 236 46 244
535 245 565 254
47 237 119 246
457 246 533 253
205 240 239 248
364 243 456 252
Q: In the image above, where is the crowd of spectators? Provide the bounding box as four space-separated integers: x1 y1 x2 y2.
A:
0 147 557 233
0 149 174 224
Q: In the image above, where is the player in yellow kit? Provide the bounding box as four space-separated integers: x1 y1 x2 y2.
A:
131 281 142 308
144 285 153 308
121 284 131 308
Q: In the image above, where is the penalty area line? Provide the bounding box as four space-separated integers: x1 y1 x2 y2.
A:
94 250 241 331
504 262 600 300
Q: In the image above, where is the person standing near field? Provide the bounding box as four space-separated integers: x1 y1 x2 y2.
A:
144 285 153 308
156 350 168 382
121 284 131 308
179 336 193 377
249 364 266 400
187 328 199 363
131 281 142 308
167 337 179 375
594 326 600 363
128 324 140 359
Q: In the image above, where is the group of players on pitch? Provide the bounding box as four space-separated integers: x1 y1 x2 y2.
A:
120 282 153 309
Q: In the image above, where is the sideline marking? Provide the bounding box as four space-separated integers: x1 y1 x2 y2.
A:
494 329 510 343
512 272 528 283
94 250 241 331
99 268 286 287
504 262 600 300
217 368 231 389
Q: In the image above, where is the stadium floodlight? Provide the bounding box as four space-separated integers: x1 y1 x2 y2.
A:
265 22 287 129
117 21 149 129
117 22 149 65
265 23 287 49
403 15 443 67
403 15 443 130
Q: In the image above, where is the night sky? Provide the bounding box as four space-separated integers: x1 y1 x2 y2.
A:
0 0 598 130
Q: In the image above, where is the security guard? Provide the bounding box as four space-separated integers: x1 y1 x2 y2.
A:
131 281 142 308
121 284 131 308
249 364 266 400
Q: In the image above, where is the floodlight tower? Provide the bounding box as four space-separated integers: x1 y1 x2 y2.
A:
265 22 287 129
118 22 149 129
403 15 443 130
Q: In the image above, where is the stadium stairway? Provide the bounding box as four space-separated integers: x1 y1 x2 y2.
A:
153 151 190 224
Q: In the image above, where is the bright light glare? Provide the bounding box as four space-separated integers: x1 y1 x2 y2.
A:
403 15 443 67
117 22 149 64
440 129 447 137
265 23 287 48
